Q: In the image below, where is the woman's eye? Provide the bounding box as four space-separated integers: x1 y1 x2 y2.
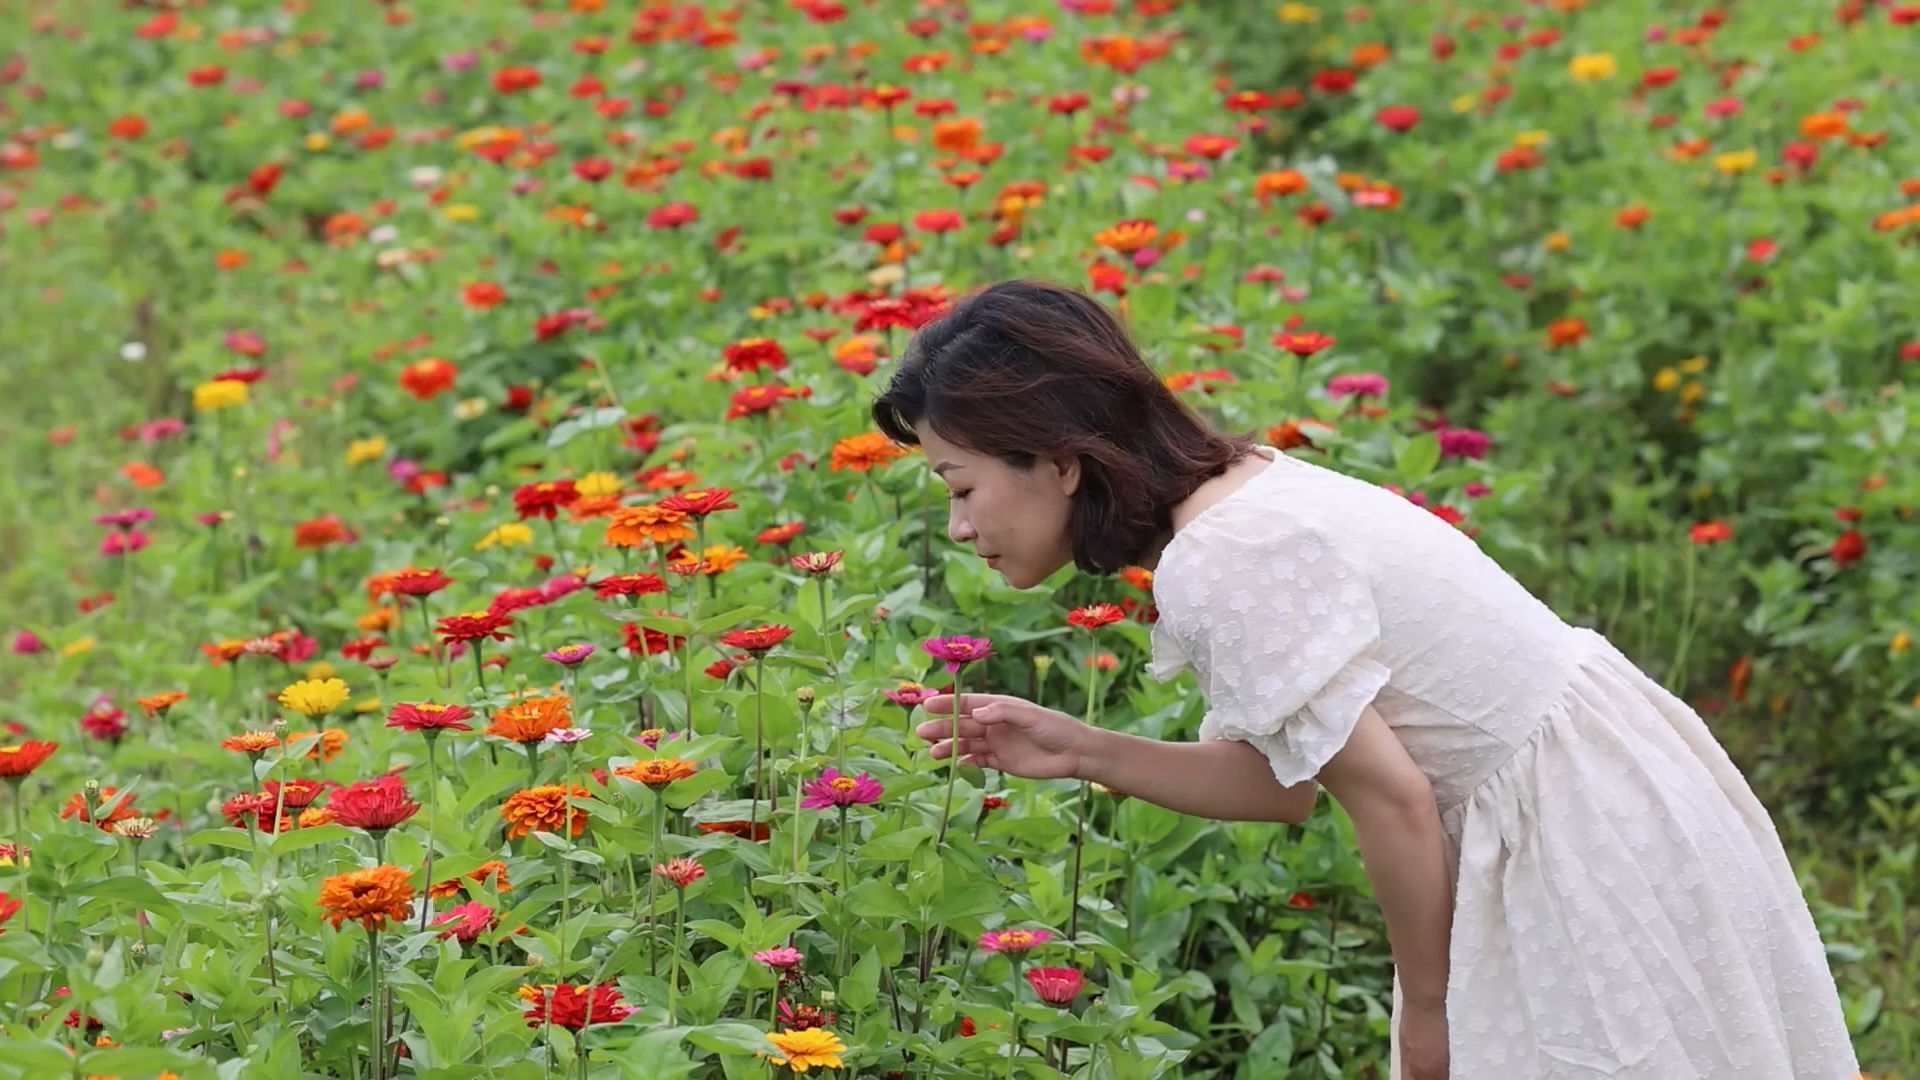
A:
948 489 970 501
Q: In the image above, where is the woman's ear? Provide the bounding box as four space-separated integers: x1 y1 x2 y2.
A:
1053 455 1081 497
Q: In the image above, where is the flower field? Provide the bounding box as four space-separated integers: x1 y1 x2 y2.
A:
1 0 1916 1077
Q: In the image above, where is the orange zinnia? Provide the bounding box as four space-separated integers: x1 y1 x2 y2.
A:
614 758 699 790
221 731 280 755
603 504 695 548
486 694 573 743
829 432 908 472
1094 219 1159 253
500 784 592 839
136 691 187 717
287 728 349 761
429 859 512 899
317 864 416 930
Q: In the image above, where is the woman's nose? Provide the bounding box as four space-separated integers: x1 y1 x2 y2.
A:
947 506 976 544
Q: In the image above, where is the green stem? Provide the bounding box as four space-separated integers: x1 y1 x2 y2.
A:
752 655 766 835
418 736 438 932
935 668 964 847
368 928 384 1080
837 803 851 978
668 883 685 1025
524 741 540 787
1067 658 1102 942
9 779 25 1028
647 791 662 977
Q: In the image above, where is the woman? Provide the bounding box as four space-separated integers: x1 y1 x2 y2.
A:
873 279 1859 1080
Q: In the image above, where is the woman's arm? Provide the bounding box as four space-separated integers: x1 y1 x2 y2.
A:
1078 728 1321 824
1314 704 1455 1009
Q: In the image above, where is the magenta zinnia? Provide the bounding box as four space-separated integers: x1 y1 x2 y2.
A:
979 928 1053 953
386 702 476 733
800 768 884 809
921 634 993 672
1024 966 1087 1005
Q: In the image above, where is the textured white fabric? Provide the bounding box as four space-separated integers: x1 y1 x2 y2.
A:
1148 447 1859 1079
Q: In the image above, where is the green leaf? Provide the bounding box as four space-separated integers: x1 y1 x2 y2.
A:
839 948 880 1012
682 1020 778 1056
268 823 354 855
546 405 627 448
684 919 744 950
1236 1018 1294 1079
662 768 731 809
857 824 933 861
1394 432 1441 485
186 828 256 852
843 879 915 921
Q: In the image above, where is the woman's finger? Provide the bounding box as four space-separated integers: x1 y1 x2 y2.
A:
915 716 986 743
921 692 1025 716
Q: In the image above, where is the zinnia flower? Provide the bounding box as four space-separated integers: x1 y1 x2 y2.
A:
657 487 738 517
1066 604 1124 630
386 702 475 733
486 694 573 743
603 505 695 547
317 864 416 930
883 683 934 708
0 741 58 778
791 551 842 575
754 945 804 971
436 610 514 645
979 927 1053 953
614 758 699 789
718 624 793 653
799 769 884 809
763 1027 848 1072
1024 966 1087 1005
433 901 498 943
279 678 350 718
429 859 511 899
500 784 591 839
513 480 580 521
327 776 421 834
828 433 908 472
543 644 597 666
517 983 635 1029
652 856 705 887
921 634 993 672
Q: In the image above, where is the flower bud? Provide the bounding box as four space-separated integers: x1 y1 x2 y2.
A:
1033 655 1053 672
83 779 101 799
795 686 816 706
129 942 148 964
86 946 106 967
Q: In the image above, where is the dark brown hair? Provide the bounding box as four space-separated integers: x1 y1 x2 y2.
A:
872 278 1254 575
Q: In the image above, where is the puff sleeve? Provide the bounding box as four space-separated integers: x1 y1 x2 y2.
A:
1148 523 1391 787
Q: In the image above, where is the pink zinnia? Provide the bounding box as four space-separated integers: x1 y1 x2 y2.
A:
979 928 1053 953
543 643 596 666
921 634 993 673
753 945 804 971
883 683 935 708
1325 373 1390 400
1024 966 1086 1005
433 901 497 943
11 630 46 655
1437 427 1491 460
800 768 884 809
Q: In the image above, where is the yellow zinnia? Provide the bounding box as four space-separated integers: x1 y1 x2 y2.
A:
1276 2 1319 22
1713 149 1756 175
476 522 535 550
193 379 249 412
279 678 350 718
576 471 622 497
764 1028 847 1072
345 436 388 465
1567 53 1616 81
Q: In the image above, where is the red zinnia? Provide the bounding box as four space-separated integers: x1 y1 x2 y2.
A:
437 610 514 646
1830 529 1866 568
513 480 580 521
1274 331 1336 357
519 983 635 1029
463 281 505 308
386 702 476 733
1024 966 1087 1005
1374 105 1420 132
388 568 453 597
327 775 421 834
718 624 793 653
399 358 458 400
0 741 58 778
658 488 738 517
721 338 788 375
1067 604 1125 630
1689 521 1733 545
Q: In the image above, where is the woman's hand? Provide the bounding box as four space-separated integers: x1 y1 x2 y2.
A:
914 693 1087 781
1397 1000 1449 1080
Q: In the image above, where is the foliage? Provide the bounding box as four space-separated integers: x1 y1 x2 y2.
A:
0 0 1914 1076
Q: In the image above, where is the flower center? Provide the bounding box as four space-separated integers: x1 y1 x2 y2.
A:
1000 930 1034 948
828 777 859 792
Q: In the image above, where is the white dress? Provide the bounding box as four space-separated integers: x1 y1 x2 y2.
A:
1146 447 1859 1079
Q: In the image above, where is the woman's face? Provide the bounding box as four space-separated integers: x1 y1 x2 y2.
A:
915 422 1079 589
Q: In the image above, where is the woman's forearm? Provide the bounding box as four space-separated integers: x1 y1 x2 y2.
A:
1076 726 1320 824
1344 791 1454 1008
